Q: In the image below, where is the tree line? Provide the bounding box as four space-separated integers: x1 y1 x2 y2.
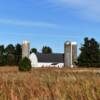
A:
30 46 52 54
0 44 52 66
0 37 100 67
0 44 22 66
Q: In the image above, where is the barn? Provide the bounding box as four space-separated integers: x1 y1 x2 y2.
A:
29 53 64 68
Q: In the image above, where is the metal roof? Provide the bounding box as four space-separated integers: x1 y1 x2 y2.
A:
36 53 64 63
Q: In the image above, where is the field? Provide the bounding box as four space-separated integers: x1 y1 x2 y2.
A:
0 66 100 100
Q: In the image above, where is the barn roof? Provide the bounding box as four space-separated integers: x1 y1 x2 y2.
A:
36 53 64 63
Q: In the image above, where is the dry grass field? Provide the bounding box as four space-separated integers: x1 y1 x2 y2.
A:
0 66 100 100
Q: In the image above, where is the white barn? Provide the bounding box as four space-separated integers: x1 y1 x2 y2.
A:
29 53 64 68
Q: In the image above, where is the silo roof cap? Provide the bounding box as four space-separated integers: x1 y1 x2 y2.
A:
65 41 77 45
65 41 71 45
23 40 29 44
71 42 77 45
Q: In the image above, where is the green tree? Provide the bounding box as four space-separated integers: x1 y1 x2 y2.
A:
42 46 52 54
30 48 37 54
5 44 15 54
19 57 32 71
0 45 4 55
0 45 4 66
5 44 15 65
77 37 100 67
15 44 22 65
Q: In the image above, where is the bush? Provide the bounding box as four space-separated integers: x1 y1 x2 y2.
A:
19 57 32 71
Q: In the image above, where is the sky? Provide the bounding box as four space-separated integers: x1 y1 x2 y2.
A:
0 0 100 53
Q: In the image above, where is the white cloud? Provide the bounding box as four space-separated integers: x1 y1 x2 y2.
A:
48 0 100 22
0 19 59 28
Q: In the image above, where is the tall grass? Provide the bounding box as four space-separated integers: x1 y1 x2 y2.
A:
0 67 99 100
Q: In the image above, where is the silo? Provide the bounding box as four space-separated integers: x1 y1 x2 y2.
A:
22 40 30 58
72 42 77 66
64 41 77 67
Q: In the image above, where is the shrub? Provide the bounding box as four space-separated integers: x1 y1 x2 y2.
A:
19 57 32 71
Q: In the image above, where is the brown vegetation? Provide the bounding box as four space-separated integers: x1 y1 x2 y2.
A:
0 67 100 100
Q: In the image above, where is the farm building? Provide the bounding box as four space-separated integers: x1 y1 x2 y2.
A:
22 40 77 68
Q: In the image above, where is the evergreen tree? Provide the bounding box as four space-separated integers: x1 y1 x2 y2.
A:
19 57 32 71
15 44 22 65
30 48 37 54
42 46 52 54
0 45 4 66
78 37 100 67
5 44 15 65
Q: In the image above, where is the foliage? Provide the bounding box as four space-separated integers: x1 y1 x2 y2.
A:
78 37 100 67
0 45 5 66
0 55 4 66
7 54 16 66
5 44 15 54
5 44 15 66
0 44 22 66
2 55 7 66
0 55 7 66
42 46 52 54
0 45 4 55
30 48 37 54
15 44 22 65
19 57 32 71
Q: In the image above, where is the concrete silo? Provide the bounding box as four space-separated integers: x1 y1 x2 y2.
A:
22 40 30 58
64 41 77 68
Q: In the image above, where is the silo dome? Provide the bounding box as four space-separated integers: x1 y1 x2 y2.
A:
65 41 77 45
29 53 38 67
23 40 29 44
71 42 77 45
64 41 71 45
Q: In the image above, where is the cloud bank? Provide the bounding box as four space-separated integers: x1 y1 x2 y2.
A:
48 0 100 22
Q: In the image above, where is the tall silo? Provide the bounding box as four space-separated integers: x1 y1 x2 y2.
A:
72 42 77 66
64 41 77 67
22 40 30 58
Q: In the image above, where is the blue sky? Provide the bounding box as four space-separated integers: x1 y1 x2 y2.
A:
0 0 100 53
